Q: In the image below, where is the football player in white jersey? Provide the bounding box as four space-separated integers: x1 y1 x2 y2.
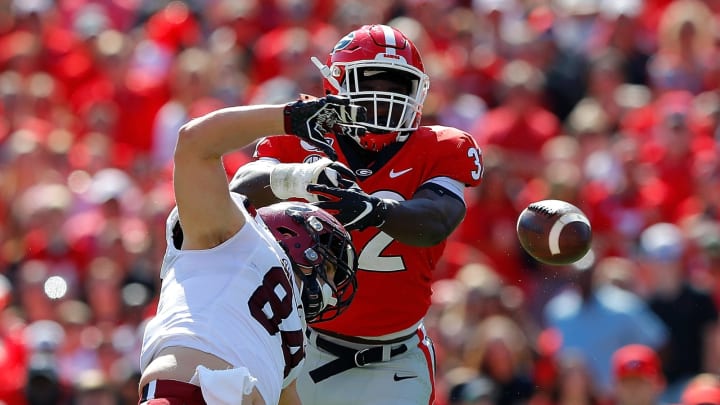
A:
138 95 365 405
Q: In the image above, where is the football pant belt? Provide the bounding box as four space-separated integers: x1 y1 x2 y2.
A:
309 333 408 382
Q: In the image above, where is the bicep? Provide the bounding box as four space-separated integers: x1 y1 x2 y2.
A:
381 185 466 246
173 151 245 250
412 186 466 229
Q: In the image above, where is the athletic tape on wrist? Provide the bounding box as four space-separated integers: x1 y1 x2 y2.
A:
269 159 332 201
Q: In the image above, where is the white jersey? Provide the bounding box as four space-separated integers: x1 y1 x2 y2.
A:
140 193 306 405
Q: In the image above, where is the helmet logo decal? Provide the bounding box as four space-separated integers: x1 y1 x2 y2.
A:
332 32 354 53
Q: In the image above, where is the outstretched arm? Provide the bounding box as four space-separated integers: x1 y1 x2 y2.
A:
230 157 358 208
174 96 364 250
381 188 466 246
174 105 286 250
310 183 466 247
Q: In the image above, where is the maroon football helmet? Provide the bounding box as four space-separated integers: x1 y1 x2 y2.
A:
258 202 358 323
312 24 430 152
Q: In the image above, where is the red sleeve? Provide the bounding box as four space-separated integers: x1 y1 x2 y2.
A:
253 135 328 162
423 126 484 187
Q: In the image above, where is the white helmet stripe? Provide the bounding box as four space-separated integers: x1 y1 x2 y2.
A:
382 25 396 55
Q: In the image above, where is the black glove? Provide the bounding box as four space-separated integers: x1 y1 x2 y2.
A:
308 182 389 231
284 95 366 160
314 161 359 202
316 161 358 189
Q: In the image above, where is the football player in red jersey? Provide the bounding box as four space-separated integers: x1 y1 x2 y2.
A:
230 24 484 405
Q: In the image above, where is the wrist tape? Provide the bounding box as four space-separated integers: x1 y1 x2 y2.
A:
269 158 332 202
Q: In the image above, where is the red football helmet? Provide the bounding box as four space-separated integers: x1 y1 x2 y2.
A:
258 202 358 323
312 24 430 152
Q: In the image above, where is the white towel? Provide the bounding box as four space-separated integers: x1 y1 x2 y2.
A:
189 365 258 405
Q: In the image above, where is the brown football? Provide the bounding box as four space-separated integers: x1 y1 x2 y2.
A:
516 199 592 265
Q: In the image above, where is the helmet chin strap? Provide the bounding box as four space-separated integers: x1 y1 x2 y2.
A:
298 273 337 320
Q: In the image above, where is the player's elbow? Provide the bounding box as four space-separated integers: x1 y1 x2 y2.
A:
398 220 457 247
425 209 464 245
425 222 458 246
175 117 212 161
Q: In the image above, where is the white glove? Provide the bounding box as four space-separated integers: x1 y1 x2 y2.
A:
270 158 357 202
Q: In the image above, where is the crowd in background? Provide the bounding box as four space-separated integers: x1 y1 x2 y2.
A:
1 0 720 404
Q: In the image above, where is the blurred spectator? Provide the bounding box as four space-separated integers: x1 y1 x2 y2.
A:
551 0 603 54
16 260 62 322
570 49 629 136
625 90 714 223
535 135 586 209
150 47 224 171
12 183 83 282
471 59 560 180
647 0 717 94
0 273 28 404
54 299 99 387
435 262 528 375
611 344 666 405
680 374 720 405
462 315 536 405
588 0 653 86
638 222 720 403
451 158 528 287
116 368 141 405
445 367 498 405
519 5 590 123
248 0 337 89
84 257 123 325
71 369 119 405
685 219 720 312
594 256 642 294
547 352 604 405
25 354 66 405
24 319 70 405
543 253 668 400
580 134 661 258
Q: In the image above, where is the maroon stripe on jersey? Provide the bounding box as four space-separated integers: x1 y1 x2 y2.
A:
139 380 205 405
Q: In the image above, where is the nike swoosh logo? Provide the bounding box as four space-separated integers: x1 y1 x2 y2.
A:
344 202 372 228
393 373 417 381
389 168 413 178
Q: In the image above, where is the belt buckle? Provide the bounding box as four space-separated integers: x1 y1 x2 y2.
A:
354 348 370 367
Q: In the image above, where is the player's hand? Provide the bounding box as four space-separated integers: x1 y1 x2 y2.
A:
316 160 357 188
308 181 389 231
283 95 366 160
269 158 358 202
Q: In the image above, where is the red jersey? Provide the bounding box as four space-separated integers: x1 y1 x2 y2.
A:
254 126 483 337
